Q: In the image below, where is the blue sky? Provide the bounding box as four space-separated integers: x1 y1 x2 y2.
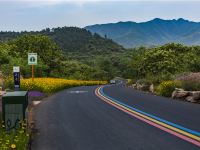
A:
0 0 200 31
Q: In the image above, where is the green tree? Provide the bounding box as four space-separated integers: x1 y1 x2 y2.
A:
10 34 64 76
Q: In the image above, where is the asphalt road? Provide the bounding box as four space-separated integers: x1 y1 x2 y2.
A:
32 84 200 150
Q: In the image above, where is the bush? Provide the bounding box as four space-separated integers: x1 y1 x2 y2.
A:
127 79 135 86
180 80 200 91
156 80 181 97
137 78 152 85
4 76 13 90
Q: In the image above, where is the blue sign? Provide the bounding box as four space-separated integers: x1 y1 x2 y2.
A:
13 72 20 90
13 67 20 91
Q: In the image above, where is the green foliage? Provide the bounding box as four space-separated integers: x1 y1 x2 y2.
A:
10 34 64 76
126 79 134 86
156 81 181 97
0 28 126 81
4 76 13 90
180 81 200 91
130 43 200 83
138 47 178 76
0 43 12 66
0 120 30 150
0 27 124 54
1 30 200 83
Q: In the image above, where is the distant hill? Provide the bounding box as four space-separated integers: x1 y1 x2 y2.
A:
85 18 200 48
0 27 124 54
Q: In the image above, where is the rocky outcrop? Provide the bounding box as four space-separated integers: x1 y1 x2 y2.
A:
132 83 154 93
172 88 200 103
172 88 189 99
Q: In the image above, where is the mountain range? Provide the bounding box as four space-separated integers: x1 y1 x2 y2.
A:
85 18 200 48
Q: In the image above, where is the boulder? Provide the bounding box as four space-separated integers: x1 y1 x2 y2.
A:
149 84 154 93
185 96 198 103
190 91 200 100
140 84 150 91
172 88 189 99
132 84 137 89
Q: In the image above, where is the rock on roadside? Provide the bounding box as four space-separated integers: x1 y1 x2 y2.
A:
172 88 200 103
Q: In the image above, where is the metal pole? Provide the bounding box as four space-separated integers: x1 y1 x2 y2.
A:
32 65 34 82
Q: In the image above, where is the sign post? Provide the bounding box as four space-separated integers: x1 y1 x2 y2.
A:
13 66 20 91
28 53 37 81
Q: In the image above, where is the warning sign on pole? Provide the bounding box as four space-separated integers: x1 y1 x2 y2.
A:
28 53 37 81
28 53 37 65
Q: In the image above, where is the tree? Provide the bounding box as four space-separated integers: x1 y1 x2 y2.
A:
0 43 11 69
10 34 64 76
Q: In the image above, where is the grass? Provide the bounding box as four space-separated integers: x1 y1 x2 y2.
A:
0 120 30 150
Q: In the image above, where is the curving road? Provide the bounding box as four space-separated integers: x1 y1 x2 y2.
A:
32 84 200 150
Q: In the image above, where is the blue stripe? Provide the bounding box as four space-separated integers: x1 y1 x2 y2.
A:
99 86 200 137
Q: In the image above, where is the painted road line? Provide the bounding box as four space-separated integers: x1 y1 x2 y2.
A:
99 86 200 140
95 86 200 147
100 86 200 137
99 89 200 142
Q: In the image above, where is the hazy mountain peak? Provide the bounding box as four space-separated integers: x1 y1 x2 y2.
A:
85 18 200 48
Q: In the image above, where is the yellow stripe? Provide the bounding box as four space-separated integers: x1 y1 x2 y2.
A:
97 87 200 142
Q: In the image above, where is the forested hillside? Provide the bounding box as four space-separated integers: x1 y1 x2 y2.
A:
0 27 124 55
0 28 127 80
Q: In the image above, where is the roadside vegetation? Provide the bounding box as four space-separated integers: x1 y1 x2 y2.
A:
129 43 200 97
0 120 29 150
1 32 200 96
5 78 107 93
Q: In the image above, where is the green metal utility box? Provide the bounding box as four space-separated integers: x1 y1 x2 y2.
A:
2 91 28 130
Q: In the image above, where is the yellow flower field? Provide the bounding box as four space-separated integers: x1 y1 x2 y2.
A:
21 78 107 93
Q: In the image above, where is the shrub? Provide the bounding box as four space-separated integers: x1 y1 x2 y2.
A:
137 78 152 85
127 79 135 85
4 76 13 90
156 80 181 97
180 80 200 91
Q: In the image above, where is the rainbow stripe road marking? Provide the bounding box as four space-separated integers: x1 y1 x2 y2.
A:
95 86 200 147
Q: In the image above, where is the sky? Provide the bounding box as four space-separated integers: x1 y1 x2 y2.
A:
0 0 200 31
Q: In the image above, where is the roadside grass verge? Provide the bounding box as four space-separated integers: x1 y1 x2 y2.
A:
0 120 30 150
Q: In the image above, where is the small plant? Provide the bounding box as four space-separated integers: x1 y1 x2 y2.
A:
156 80 181 97
0 120 30 150
127 79 135 86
